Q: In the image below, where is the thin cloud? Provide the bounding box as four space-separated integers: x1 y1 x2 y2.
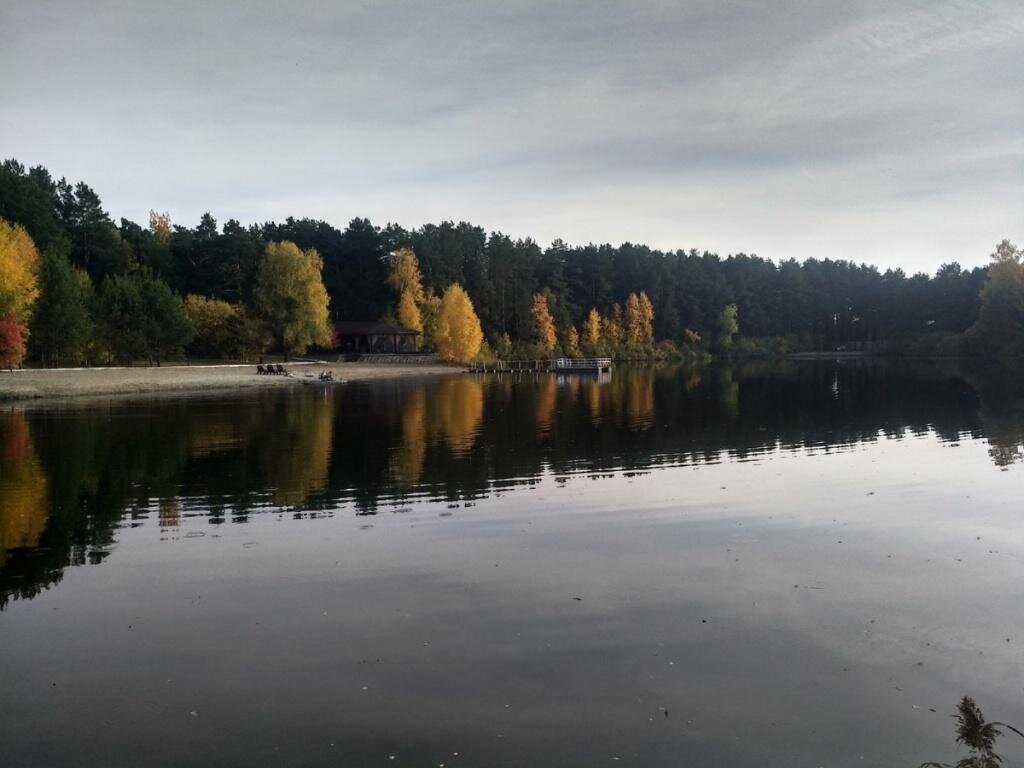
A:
1 0 1021 270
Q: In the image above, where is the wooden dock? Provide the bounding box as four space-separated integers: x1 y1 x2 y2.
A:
470 358 612 374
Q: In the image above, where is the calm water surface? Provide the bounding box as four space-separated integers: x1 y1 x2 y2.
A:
2 361 1023 767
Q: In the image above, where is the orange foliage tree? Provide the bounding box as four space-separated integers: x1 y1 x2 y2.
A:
433 284 483 362
532 293 557 355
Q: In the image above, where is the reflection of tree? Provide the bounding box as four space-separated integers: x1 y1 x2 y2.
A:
717 367 740 421
158 498 181 529
7 361 1024 609
625 369 655 431
534 376 557 438
585 381 602 426
395 387 427 485
959 362 1024 467
0 411 48 568
431 377 483 454
260 390 336 505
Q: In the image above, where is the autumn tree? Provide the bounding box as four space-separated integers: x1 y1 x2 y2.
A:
433 284 483 362
0 218 40 324
494 331 512 358
184 294 245 359
148 210 171 244
605 303 624 346
638 291 654 344
584 308 602 349
0 314 27 369
564 325 581 357
254 241 332 357
532 292 557 355
388 247 425 304
624 291 654 346
396 289 423 334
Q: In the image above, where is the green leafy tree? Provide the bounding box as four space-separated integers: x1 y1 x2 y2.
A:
29 240 93 365
254 241 332 357
139 274 194 363
717 303 739 350
967 241 1024 357
96 273 192 364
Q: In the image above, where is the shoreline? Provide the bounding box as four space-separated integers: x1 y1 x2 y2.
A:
0 361 464 403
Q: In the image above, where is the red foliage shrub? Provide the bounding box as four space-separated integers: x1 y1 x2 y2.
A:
0 313 27 369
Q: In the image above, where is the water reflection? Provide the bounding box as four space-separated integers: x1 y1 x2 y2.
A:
0 411 48 567
1 360 1023 609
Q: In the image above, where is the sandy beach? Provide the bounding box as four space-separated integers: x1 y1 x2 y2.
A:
0 361 463 402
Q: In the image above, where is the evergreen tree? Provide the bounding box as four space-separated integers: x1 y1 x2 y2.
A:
30 240 93 365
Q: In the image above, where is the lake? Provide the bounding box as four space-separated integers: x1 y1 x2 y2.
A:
2 361 1023 767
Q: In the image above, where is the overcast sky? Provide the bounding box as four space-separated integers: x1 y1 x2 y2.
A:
3 1 1022 271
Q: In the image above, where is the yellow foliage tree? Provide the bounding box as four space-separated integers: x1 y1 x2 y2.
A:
565 325 581 357
625 291 654 345
184 294 241 358
532 293 557 355
433 284 483 362
584 308 602 348
397 288 423 334
495 332 512 358
148 210 172 244
0 218 41 323
638 291 655 344
254 241 332 356
388 247 425 305
420 289 442 347
625 293 642 344
605 303 624 345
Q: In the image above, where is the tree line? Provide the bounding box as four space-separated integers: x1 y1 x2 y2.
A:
1 157 1021 367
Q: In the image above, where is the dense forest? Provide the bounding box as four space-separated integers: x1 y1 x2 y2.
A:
1 158 1020 365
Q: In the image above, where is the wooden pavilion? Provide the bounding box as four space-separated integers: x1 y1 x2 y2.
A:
333 321 419 354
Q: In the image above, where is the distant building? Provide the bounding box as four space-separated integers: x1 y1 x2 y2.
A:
334 321 419 354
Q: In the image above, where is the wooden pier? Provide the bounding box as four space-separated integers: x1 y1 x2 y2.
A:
470 358 612 375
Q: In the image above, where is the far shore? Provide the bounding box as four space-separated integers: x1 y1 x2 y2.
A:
0 361 464 402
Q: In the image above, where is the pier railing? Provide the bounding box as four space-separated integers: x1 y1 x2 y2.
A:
553 357 612 370
469 358 612 374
